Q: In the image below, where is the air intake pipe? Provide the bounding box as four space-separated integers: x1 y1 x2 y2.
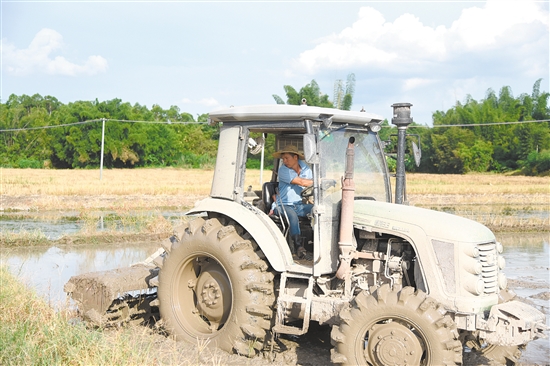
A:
336 137 356 280
391 103 413 205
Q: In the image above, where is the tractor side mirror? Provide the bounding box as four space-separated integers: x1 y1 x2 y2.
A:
303 133 319 164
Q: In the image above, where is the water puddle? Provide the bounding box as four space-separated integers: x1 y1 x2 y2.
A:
496 233 550 364
2 241 160 307
1 210 188 240
1 230 548 363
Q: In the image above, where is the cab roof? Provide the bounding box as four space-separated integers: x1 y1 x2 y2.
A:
208 104 384 126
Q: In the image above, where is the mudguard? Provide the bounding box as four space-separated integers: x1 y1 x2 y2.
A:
185 197 292 272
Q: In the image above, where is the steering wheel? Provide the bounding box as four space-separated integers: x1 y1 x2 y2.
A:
301 185 314 198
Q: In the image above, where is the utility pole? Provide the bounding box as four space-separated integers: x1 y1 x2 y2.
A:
100 118 105 180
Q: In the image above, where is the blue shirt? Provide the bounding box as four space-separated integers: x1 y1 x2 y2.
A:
276 160 312 205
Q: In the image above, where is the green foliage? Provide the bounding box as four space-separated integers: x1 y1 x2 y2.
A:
2 79 548 175
386 156 396 172
1 94 219 169
273 79 334 107
424 79 550 174
276 76 355 109
341 93 353 111
520 149 550 175
15 159 42 169
333 73 355 110
177 153 216 169
455 140 494 173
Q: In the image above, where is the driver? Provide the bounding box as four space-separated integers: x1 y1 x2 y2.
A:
270 145 313 259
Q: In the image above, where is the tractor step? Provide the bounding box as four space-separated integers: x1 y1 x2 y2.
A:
273 273 314 336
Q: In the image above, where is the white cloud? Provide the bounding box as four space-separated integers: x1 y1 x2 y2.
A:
292 0 548 80
449 0 548 51
2 28 108 76
198 97 219 106
181 97 219 107
402 78 437 91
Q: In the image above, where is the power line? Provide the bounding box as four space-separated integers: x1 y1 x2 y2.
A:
1 117 548 133
411 119 550 128
381 119 550 129
0 120 100 132
0 118 207 132
107 119 207 125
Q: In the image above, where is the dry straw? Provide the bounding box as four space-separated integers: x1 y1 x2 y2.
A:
2 168 548 233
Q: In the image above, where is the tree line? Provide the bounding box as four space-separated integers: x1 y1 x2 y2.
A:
1 79 548 175
0 96 217 169
408 79 549 175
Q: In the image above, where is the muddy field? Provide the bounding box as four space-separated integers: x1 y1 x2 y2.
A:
135 281 549 366
5 232 548 365
120 288 550 366
2 170 549 365
128 318 549 366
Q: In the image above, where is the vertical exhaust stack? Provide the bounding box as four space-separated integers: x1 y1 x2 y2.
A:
336 137 356 280
391 103 413 205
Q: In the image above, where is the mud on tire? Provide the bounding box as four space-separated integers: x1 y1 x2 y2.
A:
463 333 523 366
331 284 463 366
157 217 276 357
478 344 522 366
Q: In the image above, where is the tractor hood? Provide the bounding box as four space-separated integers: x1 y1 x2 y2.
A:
353 200 495 244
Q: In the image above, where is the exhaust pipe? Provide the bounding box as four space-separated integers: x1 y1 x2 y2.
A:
391 103 413 205
336 137 356 280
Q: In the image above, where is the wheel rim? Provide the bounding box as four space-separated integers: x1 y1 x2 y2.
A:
364 319 426 365
173 254 232 335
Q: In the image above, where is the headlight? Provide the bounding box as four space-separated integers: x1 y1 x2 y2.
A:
464 276 485 295
464 245 479 258
498 273 508 289
368 122 382 132
464 257 483 274
498 255 506 270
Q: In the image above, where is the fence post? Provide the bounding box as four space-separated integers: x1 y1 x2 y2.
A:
100 118 105 180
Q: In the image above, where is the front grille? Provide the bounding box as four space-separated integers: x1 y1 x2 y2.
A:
478 242 499 294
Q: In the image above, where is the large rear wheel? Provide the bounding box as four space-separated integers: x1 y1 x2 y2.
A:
157 217 275 356
331 284 462 365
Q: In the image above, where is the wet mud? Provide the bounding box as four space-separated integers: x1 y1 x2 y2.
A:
4 233 549 365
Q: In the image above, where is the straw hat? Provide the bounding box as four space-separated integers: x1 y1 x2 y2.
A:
272 145 305 160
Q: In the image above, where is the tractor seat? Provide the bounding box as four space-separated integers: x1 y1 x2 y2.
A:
262 181 278 214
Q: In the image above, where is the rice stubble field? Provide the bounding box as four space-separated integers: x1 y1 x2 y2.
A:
1 168 549 365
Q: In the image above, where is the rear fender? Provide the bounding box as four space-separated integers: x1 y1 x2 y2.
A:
185 198 291 271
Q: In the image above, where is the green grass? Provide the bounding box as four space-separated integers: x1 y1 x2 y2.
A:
0 266 242 365
0 230 51 248
0 266 158 365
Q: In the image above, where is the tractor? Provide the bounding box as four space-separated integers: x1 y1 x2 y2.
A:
65 102 547 365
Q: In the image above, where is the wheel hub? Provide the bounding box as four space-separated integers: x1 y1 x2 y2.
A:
194 262 231 328
366 322 423 365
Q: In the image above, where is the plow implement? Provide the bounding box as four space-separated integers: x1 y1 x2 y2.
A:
64 248 164 327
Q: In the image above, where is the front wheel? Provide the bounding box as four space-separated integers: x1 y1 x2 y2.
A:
479 344 522 366
331 284 462 365
157 217 276 356
464 333 523 366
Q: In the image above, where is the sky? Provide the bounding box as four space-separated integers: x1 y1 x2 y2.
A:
2 0 549 125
